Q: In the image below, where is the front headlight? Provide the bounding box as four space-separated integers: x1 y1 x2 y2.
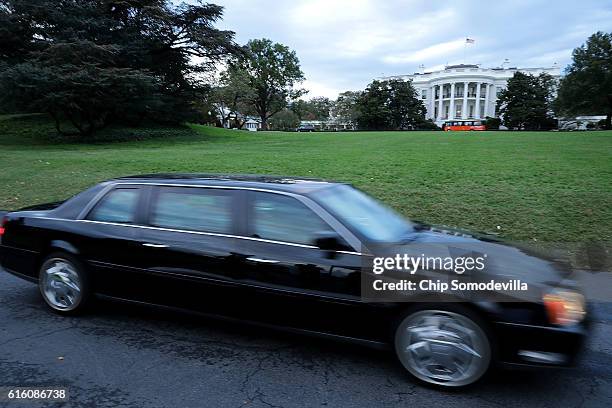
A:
543 290 586 326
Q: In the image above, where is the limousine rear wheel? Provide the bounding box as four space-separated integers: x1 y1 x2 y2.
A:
394 306 492 388
38 253 90 314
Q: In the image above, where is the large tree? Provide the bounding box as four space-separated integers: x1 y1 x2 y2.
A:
356 79 426 130
555 31 612 129
0 0 239 138
290 97 332 121
496 72 557 130
234 38 306 130
331 91 361 127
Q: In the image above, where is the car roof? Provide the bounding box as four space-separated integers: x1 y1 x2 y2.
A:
112 173 342 194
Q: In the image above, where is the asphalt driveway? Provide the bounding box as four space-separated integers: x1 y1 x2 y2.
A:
1 268 611 408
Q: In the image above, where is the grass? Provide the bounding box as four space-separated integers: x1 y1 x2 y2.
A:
0 114 610 265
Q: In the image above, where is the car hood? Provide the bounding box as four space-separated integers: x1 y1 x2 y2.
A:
369 225 572 288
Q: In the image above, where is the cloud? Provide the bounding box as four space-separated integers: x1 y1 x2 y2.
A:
209 0 612 99
382 39 468 64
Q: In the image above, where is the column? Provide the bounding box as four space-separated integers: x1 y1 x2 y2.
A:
429 85 435 120
437 84 443 121
475 82 481 119
449 82 455 120
483 83 490 118
461 81 468 119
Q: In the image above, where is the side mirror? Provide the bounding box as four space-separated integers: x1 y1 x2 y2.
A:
313 231 350 252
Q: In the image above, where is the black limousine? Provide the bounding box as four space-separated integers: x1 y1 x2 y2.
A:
0 174 589 387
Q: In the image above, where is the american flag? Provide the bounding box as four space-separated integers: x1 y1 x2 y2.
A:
466 38 475 44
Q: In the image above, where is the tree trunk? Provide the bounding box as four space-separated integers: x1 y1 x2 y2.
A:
606 94 612 130
260 114 268 130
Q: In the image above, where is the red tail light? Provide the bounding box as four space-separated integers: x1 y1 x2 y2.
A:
0 216 7 236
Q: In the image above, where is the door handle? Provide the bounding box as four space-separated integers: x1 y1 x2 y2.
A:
246 257 279 264
142 243 169 248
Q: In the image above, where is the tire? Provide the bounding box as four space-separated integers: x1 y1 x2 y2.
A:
394 304 492 388
38 252 90 315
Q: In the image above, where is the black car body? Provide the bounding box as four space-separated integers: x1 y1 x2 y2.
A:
0 174 589 387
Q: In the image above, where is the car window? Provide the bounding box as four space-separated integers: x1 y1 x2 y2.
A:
87 188 139 223
251 192 333 245
151 187 233 234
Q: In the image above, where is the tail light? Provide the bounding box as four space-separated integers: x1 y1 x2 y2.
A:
0 216 7 236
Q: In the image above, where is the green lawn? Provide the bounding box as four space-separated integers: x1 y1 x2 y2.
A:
1 114 610 257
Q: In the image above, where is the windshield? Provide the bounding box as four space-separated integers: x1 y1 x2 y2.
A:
311 185 414 242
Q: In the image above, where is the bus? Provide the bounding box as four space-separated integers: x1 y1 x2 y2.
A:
443 120 486 131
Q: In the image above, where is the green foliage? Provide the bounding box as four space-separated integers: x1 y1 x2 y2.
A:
496 72 557 130
0 42 158 136
290 97 332 121
416 119 441 131
0 0 239 139
483 116 501 130
269 109 300 131
233 39 306 129
555 31 612 129
356 79 427 130
331 91 361 127
209 67 256 128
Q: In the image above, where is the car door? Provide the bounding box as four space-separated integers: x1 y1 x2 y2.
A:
131 185 245 316
235 190 387 341
80 185 148 298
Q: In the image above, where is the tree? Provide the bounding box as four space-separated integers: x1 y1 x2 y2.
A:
234 38 306 130
356 79 426 130
1 42 157 136
496 72 556 130
269 109 300 131
331 91 361 128
210 67 256 128
289 99 308 121
555 31 612 129
290 97 331 121
307 97 332 121
0 0 239 138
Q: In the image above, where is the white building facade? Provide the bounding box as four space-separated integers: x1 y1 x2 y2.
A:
381 64 561 127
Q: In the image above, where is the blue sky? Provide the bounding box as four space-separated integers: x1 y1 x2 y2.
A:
208 0 612 99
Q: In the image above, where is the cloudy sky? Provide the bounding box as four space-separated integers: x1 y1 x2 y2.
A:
209 0 612 99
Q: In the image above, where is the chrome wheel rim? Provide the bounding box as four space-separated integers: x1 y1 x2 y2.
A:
396 310 490 387
40 258 82 311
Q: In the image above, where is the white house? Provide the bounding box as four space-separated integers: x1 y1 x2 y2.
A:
380 64 561 127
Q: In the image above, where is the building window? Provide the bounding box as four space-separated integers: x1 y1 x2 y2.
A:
421 89 427 100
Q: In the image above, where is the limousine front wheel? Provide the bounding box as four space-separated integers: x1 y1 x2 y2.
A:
394 307 492 387
38 253 90 314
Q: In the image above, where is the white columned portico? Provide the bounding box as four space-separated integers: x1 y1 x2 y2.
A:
437 85 443 121
475 82 481 119
461 82 468 119
449 82 455 120
483 83 490 118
